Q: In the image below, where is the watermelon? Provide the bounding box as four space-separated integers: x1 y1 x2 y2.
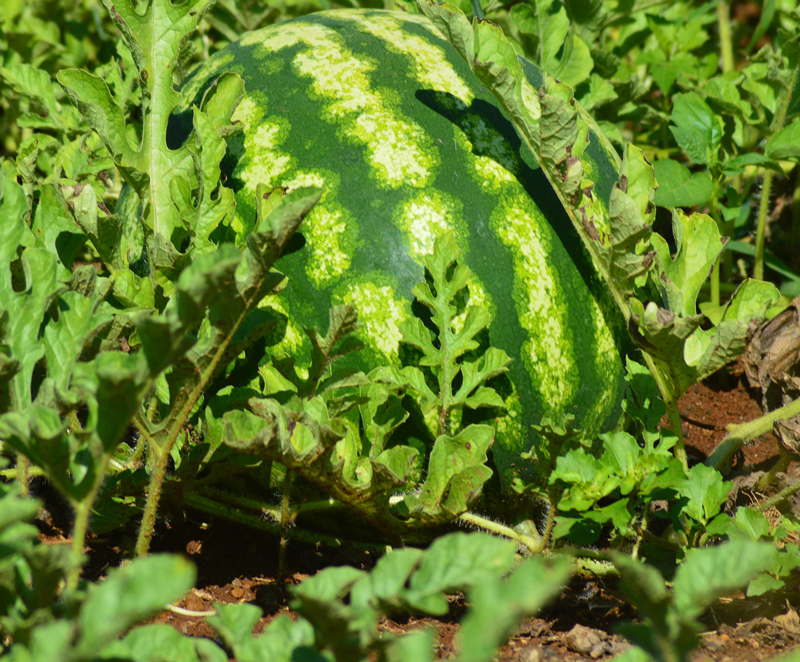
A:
180 8 629 491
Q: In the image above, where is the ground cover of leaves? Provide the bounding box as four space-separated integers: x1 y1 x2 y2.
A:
32 360 800 662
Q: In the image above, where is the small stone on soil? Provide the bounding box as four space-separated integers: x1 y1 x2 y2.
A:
183 592 205 612
516 644 563 662
565 624 607 656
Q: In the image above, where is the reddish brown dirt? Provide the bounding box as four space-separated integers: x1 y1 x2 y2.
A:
676 359 784 470
32 359 800 661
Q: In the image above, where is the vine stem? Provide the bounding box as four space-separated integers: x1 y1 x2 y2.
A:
542 495 557 549
709 185 729 304
754 473 800 513
167 604 216 618
68 502 93 590
711 0 734 297
792 168 800 245
754 53 798 280
632 507 649 561
706 394 800 471
458 511 544 553
15 455 29 497
755 448 792 491
470 0 484 20
278 470 294 583
0 464 45 480
716 1 735 74
67 454 114 589
135 441 172 558
754 169 774 281
642 353 688 472
183 492 388 552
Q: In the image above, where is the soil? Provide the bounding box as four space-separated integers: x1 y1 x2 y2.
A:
33 360 800 661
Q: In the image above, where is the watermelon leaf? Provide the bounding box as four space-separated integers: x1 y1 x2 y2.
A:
221 232 513 536
137 185 318 453
274 305 368 399
57 0 242 288
632 210 780 395
406 425 495 523
399 231 510 437
456 555 571 662
612 541 777 661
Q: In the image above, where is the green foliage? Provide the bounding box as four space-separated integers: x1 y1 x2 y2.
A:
56 0 244 284
0 477 196 662
706 506 800 597
613 541 777 662
203 532 569 662
3 1 800 661
223 232 510 537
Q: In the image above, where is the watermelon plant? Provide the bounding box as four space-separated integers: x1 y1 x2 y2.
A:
3 0 800 660
177 6 633 490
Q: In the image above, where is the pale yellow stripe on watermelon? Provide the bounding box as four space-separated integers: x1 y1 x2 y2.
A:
290 31 436 187
303 206 354 286
233 104 356 287
350 111 433 187
395 190 459 259
239 122 292 190
238 21 308 49
340 13 473 106
338 282 407 360
229 96 296 237
472 155 517 191
238 21 438 189
230 95 263 134
284 170 356 287
257 294 308 366
493 195 575 418
494 389 524 455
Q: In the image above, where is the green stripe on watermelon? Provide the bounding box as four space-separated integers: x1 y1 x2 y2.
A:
180 9 630 490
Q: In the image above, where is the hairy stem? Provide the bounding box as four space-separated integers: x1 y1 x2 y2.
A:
183 492 388 552
706 395 800 471
754 473 800 513
14 455 30 496
200 486 283 521
278 470 294 582
754 55 798 280
67 453 114 589
754 169 773 281
543 489 558 549
470 0 484 20
755 448 792 492
792 168 800 245
632 507 649 561
571 556 618 577
135 443 173 557
709 186 730 301
716 1 735 74
0 464 45 480
68 503 91 590
643 354 688 472
710 264 721 308
458 511 544 553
